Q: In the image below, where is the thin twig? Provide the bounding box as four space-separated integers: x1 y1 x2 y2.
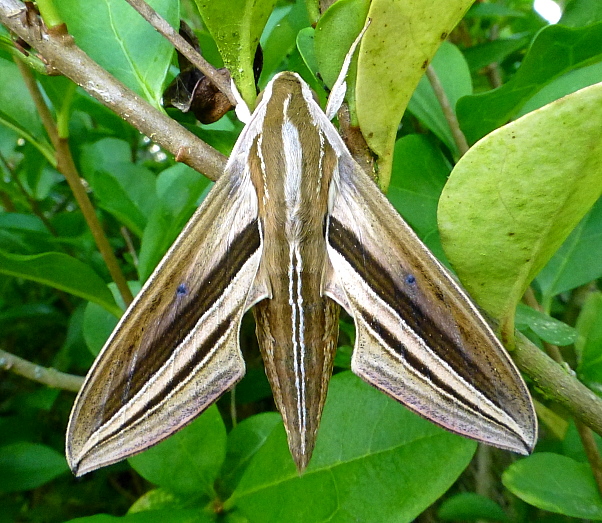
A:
514 330 602 438
576 420 602 496
123 0 236 105
230 387 237 428
425 64 470 156
15 57 134 306
57 137 134 304
0 348 83 391
0 0 227 181
120 226 139 268
485 24 503 89
522 285 602 493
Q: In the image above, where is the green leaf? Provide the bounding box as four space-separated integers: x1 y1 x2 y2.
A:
228 372 475 523
465 3 525 18
407 41 472 157
458 22 602 143
314 0 370 89
129 406 226 497
55 0 178 108
66 509 211 523
387 134 451 261
503 453 602 519
80 138 158 235
356 0 474 189
221 413 282 492
536 198 602 306
438 492 510 522
515 304 577 346
0 57 45 143
261 3 310 86
517 61 602 117
194 0 277 106
129 488 193 513
0 442 69 493
438 83 602 327
83 301 118 356
575 292 602 392
87 166 156 237
0 250 119 315
138 164 210 281
82 281 140 356
560 0 602 27
296 27 319 84
463 35 530 72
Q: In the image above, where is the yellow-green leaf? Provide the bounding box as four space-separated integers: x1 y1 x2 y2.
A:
356 0 474 189
438 82 602 333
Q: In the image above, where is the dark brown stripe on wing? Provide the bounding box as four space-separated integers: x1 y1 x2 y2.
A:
327 215 504 411
101 219 261 426
357 305 509 430
99 315 235 444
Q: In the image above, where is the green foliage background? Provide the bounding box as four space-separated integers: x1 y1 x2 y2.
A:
1 0 602 521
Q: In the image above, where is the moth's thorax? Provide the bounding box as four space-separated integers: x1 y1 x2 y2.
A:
248 73 337 265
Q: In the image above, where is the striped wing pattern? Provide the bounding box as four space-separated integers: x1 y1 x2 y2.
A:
66 160 265 476
324 152 536 454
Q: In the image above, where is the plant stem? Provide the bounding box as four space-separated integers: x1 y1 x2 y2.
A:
123 0 235 105
0 348 83 391
522 288 602 494
576 420 602 496
15 57 134 306
514 330 602 439
425 64 469 156
0 0 227 181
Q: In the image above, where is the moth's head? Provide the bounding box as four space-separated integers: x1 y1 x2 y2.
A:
256 71 319 108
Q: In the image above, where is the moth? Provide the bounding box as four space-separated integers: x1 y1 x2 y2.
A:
66 27 537 476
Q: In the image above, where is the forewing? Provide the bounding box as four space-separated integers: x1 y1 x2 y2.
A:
67 165 264 476
325 153 537 454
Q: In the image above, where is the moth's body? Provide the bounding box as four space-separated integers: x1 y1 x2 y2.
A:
241 75 339 467
66 70 536 477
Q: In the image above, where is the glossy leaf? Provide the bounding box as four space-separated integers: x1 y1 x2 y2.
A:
407 41 472 157
82 282 141 355
261 3 310 87
536 198 602 306
65 510 210 523
314 0 370 115
438 492 509 522
515 304 577 346
387 134 451 261
0 250 119 315
221 413 282 492
228 372 476 523
87 166 155 237
0 57 46 145
138 164 211 281
439 83 602 328
503 453 602 519
576 292 602 393
0 442 69 493
458 22 602 143
55 0 178 108
463 36 530 72
128 406 226 497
